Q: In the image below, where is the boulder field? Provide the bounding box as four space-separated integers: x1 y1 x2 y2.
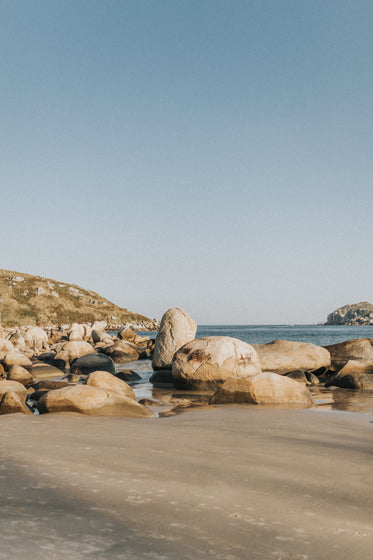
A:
0 322 154 417
1 309 373 418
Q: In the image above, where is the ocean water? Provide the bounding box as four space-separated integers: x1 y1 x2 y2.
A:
144 324 373 347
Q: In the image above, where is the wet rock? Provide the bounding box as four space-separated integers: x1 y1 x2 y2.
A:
253 340 331 375
324 339 373 371
210 374 313 407
38 385 155 417
305 371 320 385
152 308 197 370
172 336 262 391
30 362 64 379
149 370 175 386
116 370 142 383
0 391 33 415
37 351 57 364
326 370 373 391
70 353 115 376
285 370 308 384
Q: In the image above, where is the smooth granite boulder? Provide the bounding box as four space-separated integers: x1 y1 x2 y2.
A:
0 391 33 415
24 326 48 351
152 308 197 371
53 341 95 370
86 371 135 400
0 380 28 399
3 351 32 369
7 365 34 387
172 336 262 390
324 339 373 371
70 353 115 376
38 385 155 417
253 340 331 375
210 373 313 407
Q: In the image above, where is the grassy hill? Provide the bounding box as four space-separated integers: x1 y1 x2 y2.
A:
0 269 154 327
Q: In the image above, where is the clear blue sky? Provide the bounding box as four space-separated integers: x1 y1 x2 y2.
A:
1 1 372 324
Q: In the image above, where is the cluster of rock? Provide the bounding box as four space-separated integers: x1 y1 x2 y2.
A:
2 306 373 419
0 321 155 417
326 302 373 325
151 308 373 406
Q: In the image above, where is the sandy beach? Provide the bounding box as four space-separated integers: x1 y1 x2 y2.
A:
0 406 372 560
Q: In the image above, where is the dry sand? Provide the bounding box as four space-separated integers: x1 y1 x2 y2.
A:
0 406 372 560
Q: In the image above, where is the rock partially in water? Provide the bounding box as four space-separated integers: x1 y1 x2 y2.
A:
253 340 331 375
172 336 261 391
150 370 175 387
70 353 115 376
210 373 313 407
324 339 373 371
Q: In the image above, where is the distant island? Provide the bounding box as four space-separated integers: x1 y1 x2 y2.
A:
325 301 373 325
0 269 158 329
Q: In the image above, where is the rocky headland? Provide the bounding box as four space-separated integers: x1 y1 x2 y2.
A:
325 301 373 325
0 269 159 329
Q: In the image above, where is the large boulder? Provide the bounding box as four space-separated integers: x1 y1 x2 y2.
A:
152 308 197 371
324 339 373 371
172 336 262 390
70 353 116 376
86 371 135 400
37 385 155 417
3 351 32 369
0 380 28 399
53 341 94 370
253 340 331 375
210 373 313 407
0 391 33 415
24 326 48 352
7 365 34 387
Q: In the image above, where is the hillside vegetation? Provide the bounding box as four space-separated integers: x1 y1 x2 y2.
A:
0 269 155 328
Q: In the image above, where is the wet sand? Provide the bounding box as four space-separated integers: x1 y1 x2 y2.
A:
0 407 372 559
